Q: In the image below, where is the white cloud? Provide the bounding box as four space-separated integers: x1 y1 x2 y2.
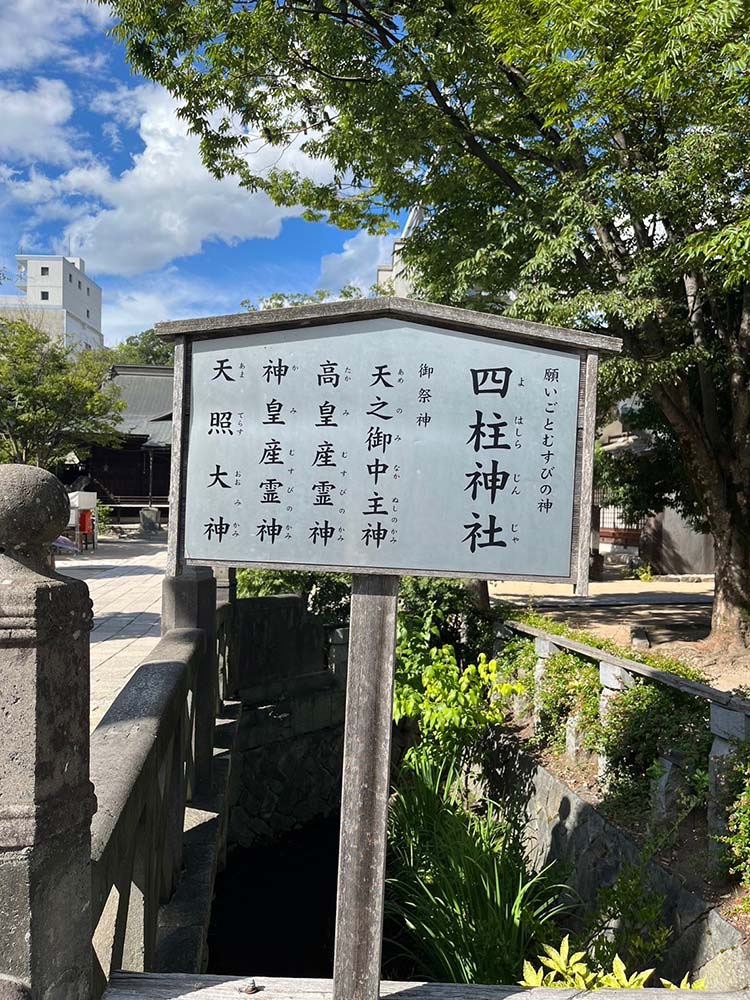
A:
101 121 123 152
8 83 334 276
318 230 392 293
103 269 239 345
0 78 79 165
0 0 114 72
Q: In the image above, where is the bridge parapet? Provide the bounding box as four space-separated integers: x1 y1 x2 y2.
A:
90 628 206 993
0 464 96 999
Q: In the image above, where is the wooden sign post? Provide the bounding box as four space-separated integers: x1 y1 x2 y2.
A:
159 298 621 1000
334 574 400 1000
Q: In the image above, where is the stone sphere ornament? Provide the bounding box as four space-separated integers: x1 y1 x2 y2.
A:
0 463 70 570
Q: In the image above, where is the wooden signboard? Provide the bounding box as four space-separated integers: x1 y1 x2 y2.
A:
159 298 621 1000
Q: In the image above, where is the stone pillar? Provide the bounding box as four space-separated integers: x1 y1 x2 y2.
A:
0 465 96 999
213 566 238 698
328 627 350 686
213 565 237 607
162 568 217 794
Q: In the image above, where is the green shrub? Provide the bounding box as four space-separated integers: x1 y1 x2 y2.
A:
236 570 501 652
386 750 567 984
515 611 708 684
95 501 113 534
520 936 705 990
236 568 351 618
493 636 537 693
536 651 601 755
721 740 750 885
394 607 519 763
634 563 654 583
581 859 672 970
507 612 711 801
599 682 711 801
399 576 500 669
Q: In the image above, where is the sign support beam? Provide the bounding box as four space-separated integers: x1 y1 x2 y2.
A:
333 573 400 1000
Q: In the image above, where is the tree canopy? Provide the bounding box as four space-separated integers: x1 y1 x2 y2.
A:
104 0 750 641
0 321 124 468
109 327 175 366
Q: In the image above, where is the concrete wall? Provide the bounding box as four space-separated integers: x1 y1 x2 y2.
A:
640 507 715 575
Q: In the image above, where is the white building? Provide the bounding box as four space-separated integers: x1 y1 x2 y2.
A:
0 255 104 351
376 206 424 297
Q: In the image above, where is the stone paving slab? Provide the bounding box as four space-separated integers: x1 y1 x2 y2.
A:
55 538 167 730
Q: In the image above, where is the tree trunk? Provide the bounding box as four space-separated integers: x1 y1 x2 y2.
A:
711 519 750 646
465 578 491 610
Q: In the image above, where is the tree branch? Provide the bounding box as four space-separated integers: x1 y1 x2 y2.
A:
683 270 724 452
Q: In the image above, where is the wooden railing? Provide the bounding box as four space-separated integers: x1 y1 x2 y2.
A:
504 619 750 844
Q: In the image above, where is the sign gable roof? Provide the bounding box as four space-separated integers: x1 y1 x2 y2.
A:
156 296 622 355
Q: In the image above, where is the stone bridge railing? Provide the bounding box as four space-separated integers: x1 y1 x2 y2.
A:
0 465 235 1000
504 619 749 848
90 628 205 992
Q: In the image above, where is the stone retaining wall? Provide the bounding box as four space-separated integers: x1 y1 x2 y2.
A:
227 595 347 849
486 739 750 990
229 674 345 848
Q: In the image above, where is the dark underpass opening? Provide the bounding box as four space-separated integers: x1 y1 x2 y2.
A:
207 814 341 977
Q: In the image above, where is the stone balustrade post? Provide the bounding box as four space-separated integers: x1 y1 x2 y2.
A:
598 660 636 782
707 705 750 868
213 565 237 608
532 636 558 730
213 565 238 698
0 465 96 1000
162 568 217 795
328 627 350 686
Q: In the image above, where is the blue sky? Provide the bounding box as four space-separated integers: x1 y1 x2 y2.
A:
0 0 397 344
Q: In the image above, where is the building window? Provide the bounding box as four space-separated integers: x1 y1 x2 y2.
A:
41 291 49 301
41 266 49 276
78 280 82 289
86 286 90 296
69 273 72 282
86 309 90 318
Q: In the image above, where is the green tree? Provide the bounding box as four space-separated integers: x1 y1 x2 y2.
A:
109 327 174 366
104 0 750 642
0 321 124 468
594 403 706 529
241 284 382 310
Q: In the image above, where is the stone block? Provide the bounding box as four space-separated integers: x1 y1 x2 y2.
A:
0 465 94 998
696 938 750 991
139 506 161 534
650 754 688 826
710 703 750 742
534 636 558 657
564 714 587 759
312 692 333 730
630 625 651 650
328 627 349 685
599 659 637 691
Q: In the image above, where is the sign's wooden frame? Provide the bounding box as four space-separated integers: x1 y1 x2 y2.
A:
160 298 621 596
161 298 620 1000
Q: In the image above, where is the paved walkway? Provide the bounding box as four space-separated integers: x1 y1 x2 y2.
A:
490 573 715 657
56 538 167 729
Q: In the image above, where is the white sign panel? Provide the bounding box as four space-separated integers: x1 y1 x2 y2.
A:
183 318 581 578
